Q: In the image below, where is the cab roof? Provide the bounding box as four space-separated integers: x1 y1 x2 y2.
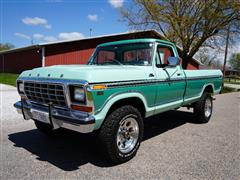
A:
97 38 175 47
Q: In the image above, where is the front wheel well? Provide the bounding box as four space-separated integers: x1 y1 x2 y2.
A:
106 97 146 118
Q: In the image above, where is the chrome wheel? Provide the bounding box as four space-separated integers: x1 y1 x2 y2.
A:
204 98 212 118
117 115 139 153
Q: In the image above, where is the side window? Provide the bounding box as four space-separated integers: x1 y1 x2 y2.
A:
157 45 174 65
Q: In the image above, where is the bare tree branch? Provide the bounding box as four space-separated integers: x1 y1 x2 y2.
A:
121 0 240 69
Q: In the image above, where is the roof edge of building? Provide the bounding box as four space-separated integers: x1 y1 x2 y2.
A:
0 29 202 65
39 29 161 46
0 45 41 55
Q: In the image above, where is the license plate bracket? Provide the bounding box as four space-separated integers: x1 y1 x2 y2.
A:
31 109 50 124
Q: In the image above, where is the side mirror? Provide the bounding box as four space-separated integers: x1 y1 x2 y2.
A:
167 56 180 66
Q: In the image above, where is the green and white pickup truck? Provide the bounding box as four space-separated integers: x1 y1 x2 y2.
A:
14 38 222 163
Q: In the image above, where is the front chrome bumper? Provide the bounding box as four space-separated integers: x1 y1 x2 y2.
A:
14 100 95 133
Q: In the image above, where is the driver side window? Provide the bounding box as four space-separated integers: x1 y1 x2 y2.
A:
156 45 174 66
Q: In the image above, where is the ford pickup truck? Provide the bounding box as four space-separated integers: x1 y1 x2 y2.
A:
14 38 223 163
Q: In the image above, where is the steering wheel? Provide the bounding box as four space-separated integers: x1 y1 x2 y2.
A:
109 59 123 65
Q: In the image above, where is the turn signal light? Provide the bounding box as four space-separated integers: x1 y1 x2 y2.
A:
92 84 106 90
71 105 93 113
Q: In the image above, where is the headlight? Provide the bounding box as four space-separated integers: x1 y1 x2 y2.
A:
18 82 24 93
74 88 85 102
69 86 86 103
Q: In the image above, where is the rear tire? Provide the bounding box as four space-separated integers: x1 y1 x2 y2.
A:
34 120 55 135
99 105 144 164
193 92 213 123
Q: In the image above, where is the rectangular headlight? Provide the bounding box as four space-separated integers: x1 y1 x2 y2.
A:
69 86 86 103
74 88 85 101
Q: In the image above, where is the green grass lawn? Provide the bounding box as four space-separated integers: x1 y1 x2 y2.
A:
224 80 240 85
224 76 240 85
0 73 19 87
221 86 237 94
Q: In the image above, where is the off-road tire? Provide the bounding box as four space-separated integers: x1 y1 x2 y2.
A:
193 92 213 123
99 105 144 164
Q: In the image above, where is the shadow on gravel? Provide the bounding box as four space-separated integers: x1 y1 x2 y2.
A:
9 110 196 171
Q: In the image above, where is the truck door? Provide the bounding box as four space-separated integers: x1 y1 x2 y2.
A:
154 44 186 112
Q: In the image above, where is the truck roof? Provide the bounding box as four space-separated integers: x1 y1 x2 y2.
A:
97 38 176 47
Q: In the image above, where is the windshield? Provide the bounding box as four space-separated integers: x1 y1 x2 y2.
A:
89 43 154 66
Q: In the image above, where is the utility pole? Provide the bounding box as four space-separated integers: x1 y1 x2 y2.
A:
223 25 230 78
31 38 34 45
89 28 92 37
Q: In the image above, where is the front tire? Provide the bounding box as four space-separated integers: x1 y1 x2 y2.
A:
193 92 213 123
99 105 144 164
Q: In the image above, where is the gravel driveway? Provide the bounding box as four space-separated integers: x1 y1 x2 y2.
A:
0 84 239 179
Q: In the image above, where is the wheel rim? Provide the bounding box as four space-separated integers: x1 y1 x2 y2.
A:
117 115 139 154
204 98 212 118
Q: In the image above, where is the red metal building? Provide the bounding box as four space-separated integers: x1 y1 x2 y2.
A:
0 30 201 74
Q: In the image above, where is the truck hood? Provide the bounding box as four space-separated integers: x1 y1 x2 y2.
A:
20 65 154 83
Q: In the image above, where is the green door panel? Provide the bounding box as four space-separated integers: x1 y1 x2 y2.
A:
155 81 185 105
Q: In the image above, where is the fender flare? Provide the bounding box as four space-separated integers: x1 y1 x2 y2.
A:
93 91 148 129
200 83 215 97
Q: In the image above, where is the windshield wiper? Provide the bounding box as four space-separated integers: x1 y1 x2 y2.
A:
111 59 123 65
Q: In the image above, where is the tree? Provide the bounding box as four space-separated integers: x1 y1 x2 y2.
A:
222 20 240 76
229 53 240 71
121 0 240 69
196 48 216 66
0 43 15 51
195 48 222 69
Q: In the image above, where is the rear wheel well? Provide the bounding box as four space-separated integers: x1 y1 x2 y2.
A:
106 97 146 118
189 85 214 108
203 85 214 95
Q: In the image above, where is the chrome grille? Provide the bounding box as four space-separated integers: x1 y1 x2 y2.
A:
24 82 67 107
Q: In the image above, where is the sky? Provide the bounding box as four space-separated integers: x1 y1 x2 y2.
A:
1 0 128 48
0 0 239 62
